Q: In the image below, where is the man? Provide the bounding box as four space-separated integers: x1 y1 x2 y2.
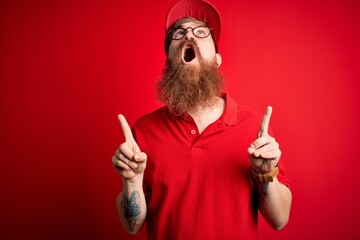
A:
112 0 292 239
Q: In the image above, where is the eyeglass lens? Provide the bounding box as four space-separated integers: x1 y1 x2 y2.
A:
172 26 210 40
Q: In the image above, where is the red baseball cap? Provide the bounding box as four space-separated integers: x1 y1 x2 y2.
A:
165 0 222 44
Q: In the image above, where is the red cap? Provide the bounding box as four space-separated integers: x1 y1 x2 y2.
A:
165 0 222 43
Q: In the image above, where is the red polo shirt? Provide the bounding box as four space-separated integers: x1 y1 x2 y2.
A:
132 94 289 240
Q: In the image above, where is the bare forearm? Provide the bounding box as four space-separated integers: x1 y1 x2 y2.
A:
116 180 147 234
256 178 292 230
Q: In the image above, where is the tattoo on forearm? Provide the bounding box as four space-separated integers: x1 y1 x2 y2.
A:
121 191 141 230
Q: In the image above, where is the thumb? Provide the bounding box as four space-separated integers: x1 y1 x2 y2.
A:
118 114 135 142
258 106 272 137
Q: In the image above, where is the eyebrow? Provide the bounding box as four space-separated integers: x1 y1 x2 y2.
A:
179 21 206 28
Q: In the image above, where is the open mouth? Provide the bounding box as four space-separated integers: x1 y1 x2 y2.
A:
183 46 196 63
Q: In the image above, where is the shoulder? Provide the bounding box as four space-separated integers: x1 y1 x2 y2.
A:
133 106 168 130
132 106 174 147
235 102 262 123
224 93 261 121
237 104 261 117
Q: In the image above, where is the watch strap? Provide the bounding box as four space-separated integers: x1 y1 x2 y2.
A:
252 166 279 183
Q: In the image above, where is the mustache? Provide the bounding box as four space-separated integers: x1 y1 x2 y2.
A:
177 38 199 50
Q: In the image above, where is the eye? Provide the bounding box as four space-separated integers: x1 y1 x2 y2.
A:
173 29 186 39
194 27 209 37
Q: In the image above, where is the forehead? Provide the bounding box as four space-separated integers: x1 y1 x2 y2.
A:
180 19 206 27
179 21 204 29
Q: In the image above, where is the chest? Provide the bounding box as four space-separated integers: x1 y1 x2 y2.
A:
143 122 255 191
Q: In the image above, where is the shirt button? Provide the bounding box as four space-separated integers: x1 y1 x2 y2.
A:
190 129 196 135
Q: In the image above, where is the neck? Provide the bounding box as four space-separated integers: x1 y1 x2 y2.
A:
188 96 225 134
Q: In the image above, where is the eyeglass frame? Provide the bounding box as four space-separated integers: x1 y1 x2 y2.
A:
165 23 218 55
169 25 213 40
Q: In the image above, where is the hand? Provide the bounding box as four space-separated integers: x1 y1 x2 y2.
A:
248 106 281 173
112 114 147 181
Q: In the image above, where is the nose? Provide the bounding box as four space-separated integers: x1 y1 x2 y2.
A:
184 28 195 40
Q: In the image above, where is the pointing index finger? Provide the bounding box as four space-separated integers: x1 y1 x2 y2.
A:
258 106 272 137
118 114 134 142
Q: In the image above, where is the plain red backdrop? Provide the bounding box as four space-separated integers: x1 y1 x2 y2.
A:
1 0 359 239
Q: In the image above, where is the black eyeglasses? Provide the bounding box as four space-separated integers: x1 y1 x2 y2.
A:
171 26 212 40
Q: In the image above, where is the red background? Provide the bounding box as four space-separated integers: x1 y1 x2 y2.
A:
1 0 360 239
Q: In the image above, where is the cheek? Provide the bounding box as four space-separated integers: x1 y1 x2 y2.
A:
168 42 179 60
198 40 217 59
200 46 216 60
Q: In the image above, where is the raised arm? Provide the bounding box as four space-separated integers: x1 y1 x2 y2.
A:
248 106 292 230
112 114 147 234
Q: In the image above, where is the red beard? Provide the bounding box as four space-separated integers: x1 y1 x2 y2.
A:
157 39 224 115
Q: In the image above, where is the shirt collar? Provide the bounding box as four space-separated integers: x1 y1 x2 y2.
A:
220 92 238 126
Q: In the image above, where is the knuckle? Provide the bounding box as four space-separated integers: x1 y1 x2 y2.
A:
253 140 261 149
114 148 120 157
117 161 129 171
119 142 128 151
119 153 128 162
114 159 122 168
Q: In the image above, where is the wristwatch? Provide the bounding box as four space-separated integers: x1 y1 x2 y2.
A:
252 166 279 183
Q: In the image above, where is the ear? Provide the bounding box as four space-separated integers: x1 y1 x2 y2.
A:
216 53 222 67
